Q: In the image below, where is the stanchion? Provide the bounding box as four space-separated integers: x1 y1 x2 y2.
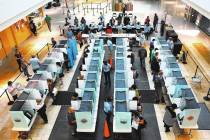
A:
84 8 86 15
59 25 63 36
109 3 111 10
106 6 107 13
93 8 95 16
87 6 88 13
78 5 80 12
5 90 14 105
100 3 102 10
97 5 99 12
203 88 210 101
91 2 92 10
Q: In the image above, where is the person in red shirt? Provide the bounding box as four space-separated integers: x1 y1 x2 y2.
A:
144 16 150 25
106 24 112 34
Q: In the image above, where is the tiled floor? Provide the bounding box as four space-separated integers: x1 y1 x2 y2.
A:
0 0 210 140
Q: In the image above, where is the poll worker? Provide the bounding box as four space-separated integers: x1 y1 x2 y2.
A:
7 81 23 101
67 106 77 136
35 99 48 124
102 61 111 86
74 17 79 27
29 55 40 73
163 104 177 132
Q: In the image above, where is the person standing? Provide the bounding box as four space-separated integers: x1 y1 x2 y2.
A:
29 55 40 73
35 100 48 124
160 20 165 36
151 52 160 74
144 24 150 40
51 37 57 47
130 53 135 66
163 104 177 132
99 12 105 26
29 20 37 36
104 97 113 126
15 49 23 72
153 71 164 103
107 38 113 54
21 61 31 81
45 15 52 32
153 13 159 32
149 39 155 62
144 16 150 25
102 61 111 86
138 46 147 69
122 3 126 17
7 81 19 101
74 17 79 27
67 107 77 136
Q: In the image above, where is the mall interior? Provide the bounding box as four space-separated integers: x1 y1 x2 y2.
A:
0 0 210 140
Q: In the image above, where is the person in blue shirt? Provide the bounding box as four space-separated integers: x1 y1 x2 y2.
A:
98 12 105 26
66 28 74 39
107 38 113 54
29 55 40 73
104 97 113 125
144 23 151 40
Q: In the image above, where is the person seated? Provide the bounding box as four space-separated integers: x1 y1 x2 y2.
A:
7 81 23 101
83 25 90 34
80 17 86 25
106 24 112 34
71 92 79 100
135 22 141 33
98 22 103 32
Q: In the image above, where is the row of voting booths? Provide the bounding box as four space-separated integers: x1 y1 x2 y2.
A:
73 39 104 137
9 38 78 132
153 37 201 134
113 38 137 138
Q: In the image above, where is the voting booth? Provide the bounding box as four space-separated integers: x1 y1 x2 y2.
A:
154 37 201 134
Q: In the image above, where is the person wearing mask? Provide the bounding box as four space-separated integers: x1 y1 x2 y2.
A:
132 16 137 26
160 20 165 36
144 16 150 25
153 71 164 103
29 20 37 36
150 48 159 62
67 106 77 136
51 37 57 47
153 13 159 32
29 55 40 73
138 46 147 69
80 17 86 25
132 111 147 140
163 104 177 132
104 97 113 126
7 81 22 101
136 22 141 33
151 52 160 74
144 24 150 40
167 37 174 51
35 99 48 124
21 61 31 81
149 39 155 62
102 61 111 86
107 38 113 54
98 22 103 32
45 15 52 32
15 49 23 72
74 17 79 27
56 62 64 86
64 17 70 26
98 12 105 26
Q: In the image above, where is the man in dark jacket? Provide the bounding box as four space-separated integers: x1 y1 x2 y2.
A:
151 52 160 74
138 46 147 68
153 71 164 103
153 13 158 31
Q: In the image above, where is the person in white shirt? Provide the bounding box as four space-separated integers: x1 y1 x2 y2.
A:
104 97 113 125
35 99 48 124
102 61 111 86
29 55 40 73
107 38 113 54
7 81 20 101
167 37 174 50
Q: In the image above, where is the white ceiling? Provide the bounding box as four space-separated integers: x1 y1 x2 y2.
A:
0 0 52 31
182 0 210 19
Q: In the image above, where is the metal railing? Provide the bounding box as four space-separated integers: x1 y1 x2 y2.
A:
0 43 51 105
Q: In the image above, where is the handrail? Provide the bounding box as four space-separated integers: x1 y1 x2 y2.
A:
0 43 51 104
182 44 210 84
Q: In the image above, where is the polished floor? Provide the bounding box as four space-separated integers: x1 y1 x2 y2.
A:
0 0 210 140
